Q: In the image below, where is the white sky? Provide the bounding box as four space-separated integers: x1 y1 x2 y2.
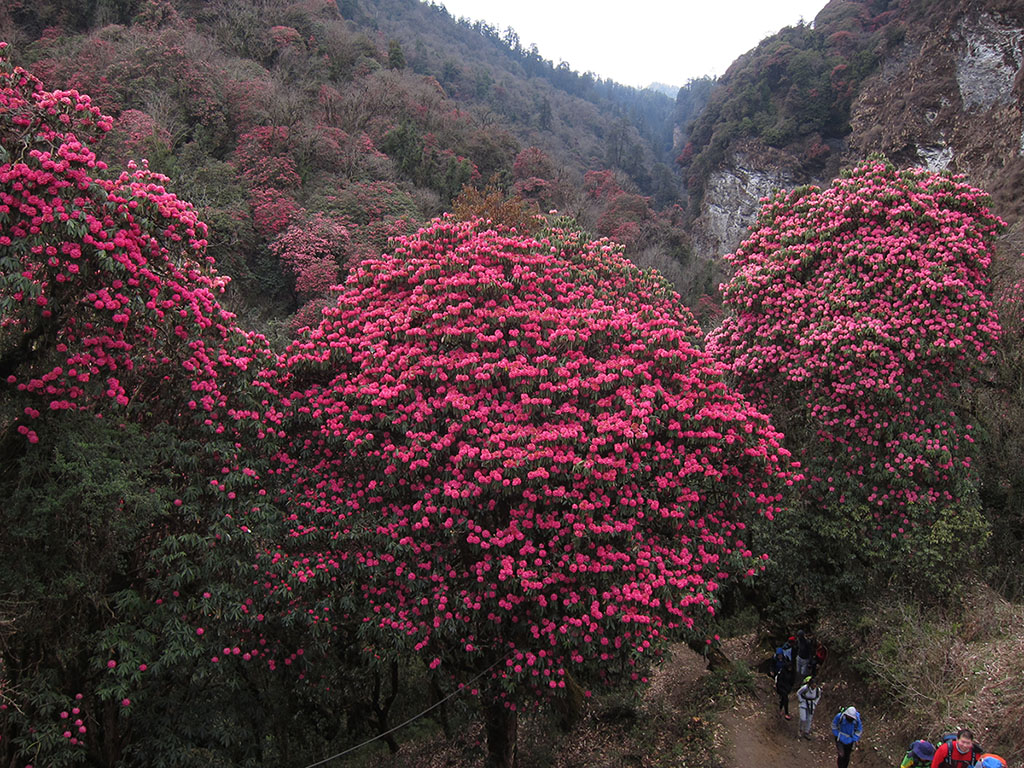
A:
435 0 828 89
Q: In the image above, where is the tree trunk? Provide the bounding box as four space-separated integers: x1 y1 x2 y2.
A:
101 699 123 766
429 676 453 738
484 699 517 768
371 660 401 754
552 670 585 731
686 636 731 671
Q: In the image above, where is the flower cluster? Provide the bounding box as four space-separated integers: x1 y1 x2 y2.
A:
0 47 275 443
708 160 1003 531
272 218 794 701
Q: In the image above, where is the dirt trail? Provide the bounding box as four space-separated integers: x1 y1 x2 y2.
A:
719 673 842 768
714 636 890 768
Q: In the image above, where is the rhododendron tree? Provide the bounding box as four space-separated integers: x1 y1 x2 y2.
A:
0 48 265 434
581 168 681 254
0 47 298 767
596 191 655 247
270 213 350 294
511 146 563 211
272 217 794 766
103 108 173 169
234 126 304 240
707 160 1003 572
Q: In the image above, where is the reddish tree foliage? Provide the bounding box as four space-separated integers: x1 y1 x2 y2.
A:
107 108 172 158
596 192 655 247
248 187 301 239
511 146 560 209
511 146 557 182
270 212 351 298
0 43 275 439
583 169 621 201
269 25 304 50
234 126 302 190
707 160 1003 534
270 217 794 760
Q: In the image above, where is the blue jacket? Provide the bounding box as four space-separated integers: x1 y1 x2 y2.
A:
831 711 862 745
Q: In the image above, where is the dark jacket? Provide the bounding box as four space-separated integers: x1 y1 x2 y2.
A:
774 663 794 694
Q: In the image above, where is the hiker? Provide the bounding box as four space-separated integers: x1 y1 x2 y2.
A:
775 653 795 720
795 629 814 678
773 640 793 673
930 729 981 767
795 675 820 739
900 739 935 768
812 638 829 676
831 706 862 768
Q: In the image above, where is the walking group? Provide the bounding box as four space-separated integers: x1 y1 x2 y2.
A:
771 632 1009 768
772 630 825 738
899 731 1007 768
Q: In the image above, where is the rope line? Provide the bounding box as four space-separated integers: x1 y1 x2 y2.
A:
301 653 511 768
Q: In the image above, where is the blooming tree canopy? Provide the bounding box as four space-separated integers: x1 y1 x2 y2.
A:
0 44 275 442
0 46 292 767
271 217 794 760
707 160 1003 534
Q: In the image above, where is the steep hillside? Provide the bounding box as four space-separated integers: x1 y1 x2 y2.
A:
679 0 1024 261
355 0 683 184
0 0 699 331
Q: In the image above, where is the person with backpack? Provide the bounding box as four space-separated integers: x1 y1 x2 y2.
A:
795 629 814 678
775 652 795 720
812 638 829 676
831 706 862 768
771 648 786 677
795 676 821 739
900 739 935 768
773 640 793 672
930 729 980 767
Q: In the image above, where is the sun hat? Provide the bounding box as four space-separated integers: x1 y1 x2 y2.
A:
910 740 936 761
843 706 858 718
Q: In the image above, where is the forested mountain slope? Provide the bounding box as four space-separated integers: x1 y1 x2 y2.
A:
2 2 1024 767
679 0 1024 262
0 0 707 330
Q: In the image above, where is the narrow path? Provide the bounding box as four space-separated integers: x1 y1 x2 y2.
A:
717 636 890 768
720 672 841 768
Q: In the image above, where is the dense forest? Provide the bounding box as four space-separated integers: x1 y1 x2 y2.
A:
1 1 1023 767
677 0 902 210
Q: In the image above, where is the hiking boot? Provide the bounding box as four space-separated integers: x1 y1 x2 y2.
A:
802 733 813 740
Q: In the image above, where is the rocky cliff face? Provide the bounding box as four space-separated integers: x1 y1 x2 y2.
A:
849 2 1024 223
689 142 797 259
688 0 1024 261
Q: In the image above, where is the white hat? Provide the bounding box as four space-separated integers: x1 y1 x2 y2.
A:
843 707 858 718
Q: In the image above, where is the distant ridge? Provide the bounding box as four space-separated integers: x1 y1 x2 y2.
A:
645 81 680 97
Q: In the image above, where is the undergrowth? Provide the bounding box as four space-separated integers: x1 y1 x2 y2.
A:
837 583 1023 765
